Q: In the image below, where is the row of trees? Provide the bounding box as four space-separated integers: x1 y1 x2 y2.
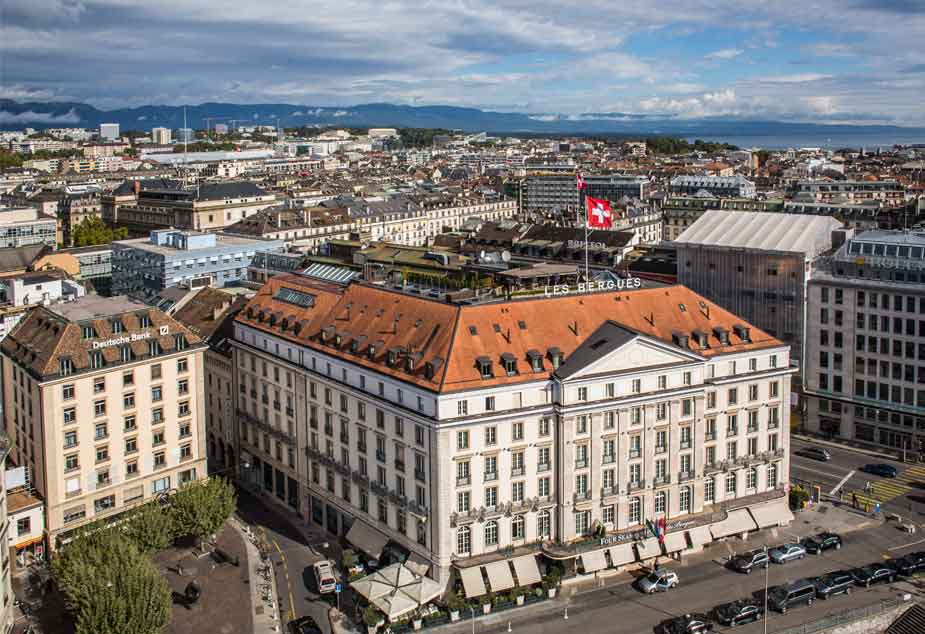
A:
643 137 740 155
52 477 237 634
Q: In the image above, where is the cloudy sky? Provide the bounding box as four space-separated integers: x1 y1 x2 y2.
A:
3 0 925 124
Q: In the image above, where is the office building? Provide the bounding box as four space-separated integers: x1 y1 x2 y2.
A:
0 296 208 544
674 210 844 363
111 229 286 299
177 128 194 144
522 174 652 215
0 208 57 249
34 245 114 297
804 230 925 456
98 123 120 141
231 275 793 584
669 175 756 199
151 127 172 145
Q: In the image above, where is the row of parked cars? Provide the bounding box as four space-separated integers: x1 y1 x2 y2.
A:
729 532 843 573
653 542 925 633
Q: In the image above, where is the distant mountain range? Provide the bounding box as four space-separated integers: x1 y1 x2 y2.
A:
3 99 925 143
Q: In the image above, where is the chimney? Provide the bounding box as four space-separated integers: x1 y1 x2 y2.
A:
133 180 140 196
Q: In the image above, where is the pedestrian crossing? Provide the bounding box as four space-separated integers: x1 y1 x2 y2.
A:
848 465 925 509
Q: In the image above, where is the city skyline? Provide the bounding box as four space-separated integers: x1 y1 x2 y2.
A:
3 1 925 125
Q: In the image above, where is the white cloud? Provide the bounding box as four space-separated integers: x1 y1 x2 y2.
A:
704 48 743 60
0 108 81 124
762 74 832 83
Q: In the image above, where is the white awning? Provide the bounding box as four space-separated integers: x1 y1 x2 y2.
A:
710 509 759 539
662 531 688 553
608 543 636 566
346 520 389 559
635 537 660 560
351 563 442 622
405 552 430 577
750 503 793 528
484 560 516 593
687 525 713 548
459 566 486 598
511 555 541 586
579 549 608 573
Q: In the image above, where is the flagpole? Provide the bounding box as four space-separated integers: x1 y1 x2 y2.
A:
584 207 589 282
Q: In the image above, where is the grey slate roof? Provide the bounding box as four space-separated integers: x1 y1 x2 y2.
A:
673 209 842 255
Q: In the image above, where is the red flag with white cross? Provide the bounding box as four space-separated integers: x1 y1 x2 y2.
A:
576 173 586 190
585 195 613 229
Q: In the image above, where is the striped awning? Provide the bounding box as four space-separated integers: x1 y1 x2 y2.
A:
511 555 541 586
608 543 636 566
579 549 608 573
484 560 515 593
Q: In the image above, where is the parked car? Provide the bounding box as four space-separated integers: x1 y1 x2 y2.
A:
769 543 807 564
802 532 843 554
730 549 769 574
798 447 831 461
765 579 817 613
850 563 895 587
312 560 337 594
713 600 764 626
892 552 925 576
288 616 323 634
813 571 854 599
655 613 713 634
638 569 680 594
861 463 898 478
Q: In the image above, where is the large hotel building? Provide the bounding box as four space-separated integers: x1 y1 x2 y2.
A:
232 275 794 587
0 296 208 545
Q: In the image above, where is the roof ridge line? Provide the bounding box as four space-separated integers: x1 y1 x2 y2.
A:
438 305 463 391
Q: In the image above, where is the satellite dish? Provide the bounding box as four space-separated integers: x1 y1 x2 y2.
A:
501 250 511 262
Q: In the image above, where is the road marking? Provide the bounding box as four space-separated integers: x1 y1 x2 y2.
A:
829 469 856 496
888 537 925 552
791 462 844 479
273 538 297 622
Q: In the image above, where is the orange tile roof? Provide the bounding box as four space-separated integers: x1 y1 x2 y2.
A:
235 276 784 394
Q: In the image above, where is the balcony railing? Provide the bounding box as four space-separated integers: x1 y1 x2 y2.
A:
537 462 551 473
340 433 349 444
602 454 615 464
655 445 667 455
511 467 524 477
678 471 694 482
456 476 470 487
574 459 587 469
629 449 641 459
394 460 405 472
653 474 670 486
573 491 591 502
414 469 426 483
601 486 617 497
704 461 723 474
705 431 716 441
484 471 498 482
768 420 780 430
680 440 692 450
627 480 645 492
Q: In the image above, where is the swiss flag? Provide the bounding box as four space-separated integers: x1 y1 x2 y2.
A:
657 517 667 544
576 173 586 190
586 195 613 229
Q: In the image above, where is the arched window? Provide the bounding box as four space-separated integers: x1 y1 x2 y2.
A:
511 515 525 540
457 526 471 555
655 491 667 515
679 486 691 513
537 510 551 538
725 472 737 497
484 520 499 547
629 497 641 524
747 467 758 490
768 464 778 488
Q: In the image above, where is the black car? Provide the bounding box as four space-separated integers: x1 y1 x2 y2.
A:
730 549 770 574
798 447 831 461
713 600 764 626
892 551 925 576
861 463 898 478
288 616 323 634
813 571 854 599
850 563 895 587
802 532 843 554
655 613 713 634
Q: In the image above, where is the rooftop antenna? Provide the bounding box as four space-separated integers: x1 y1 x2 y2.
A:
182 106 188 188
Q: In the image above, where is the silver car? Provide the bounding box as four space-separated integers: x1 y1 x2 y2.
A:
637 569 679 593
769 543 806 564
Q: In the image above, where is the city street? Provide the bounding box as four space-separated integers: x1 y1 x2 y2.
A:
439 521 924 634
235 487 340 634
790 437 925 518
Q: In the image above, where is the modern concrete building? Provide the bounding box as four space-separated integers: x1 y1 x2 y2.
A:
669 175 756 199
662 197 785 242
98 123 120 141
111 230 286 300
522 174 652 215
0 272 86 342
803 230 925 457
151 127 172 145
231 275 793 585
0 208 57 249
674 210 844 363
0 296 208 545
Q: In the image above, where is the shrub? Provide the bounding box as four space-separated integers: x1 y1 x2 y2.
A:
446 590 466 611
789 485 810 510
363 605 382 626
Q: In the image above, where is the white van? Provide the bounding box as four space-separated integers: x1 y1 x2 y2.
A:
313 560 337 594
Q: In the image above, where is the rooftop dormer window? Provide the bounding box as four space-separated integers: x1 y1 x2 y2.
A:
60 358 73 376
140 314 151 328
476 356 493 379
526 350 543 372
501 353 517 376
149 340 161 356
111 319 124 334
547 347 563 370
89 351 104 369
175 334 187 351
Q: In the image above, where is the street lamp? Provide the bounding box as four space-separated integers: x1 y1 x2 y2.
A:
763 544 769 634
469 605 475 634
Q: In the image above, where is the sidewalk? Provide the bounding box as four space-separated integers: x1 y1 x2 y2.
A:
231 517 284 634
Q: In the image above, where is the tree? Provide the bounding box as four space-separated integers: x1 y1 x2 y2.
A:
52 530 171 634
169 477 237 547
122 501 176 553
70 216 128 247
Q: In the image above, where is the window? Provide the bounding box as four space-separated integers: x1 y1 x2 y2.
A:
681 398 692 417
706 392 716 409
539 417 551 436
484 426 497 446
457 491 470 513
538 510 551 537
94 400 106 417
457 400 468 416
512 422 524 441
484 456 497 480
456 431 469 450
153 476 170 493
485 486 497 509
151 386 162 402
747 467 758 490
725 472 737 495
512 515 525 540
93 377 105 394
577 386 588 402
485 396 495 411
64 408 76 424
632 378 641 393
484 520 498 546
64 430 77 449
574 509 591 535
656 403 667 420
95 422 108 440
512 481 524 502
604 411 615 430
457 526 471 554
728 388 738 405
576 415 587 434
655 491 667 514
63 384 75 400
705 477 715 502
16 517 31 537
177 358 188 373
629 497 641 524
96 446 109 463
679 486 691 513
